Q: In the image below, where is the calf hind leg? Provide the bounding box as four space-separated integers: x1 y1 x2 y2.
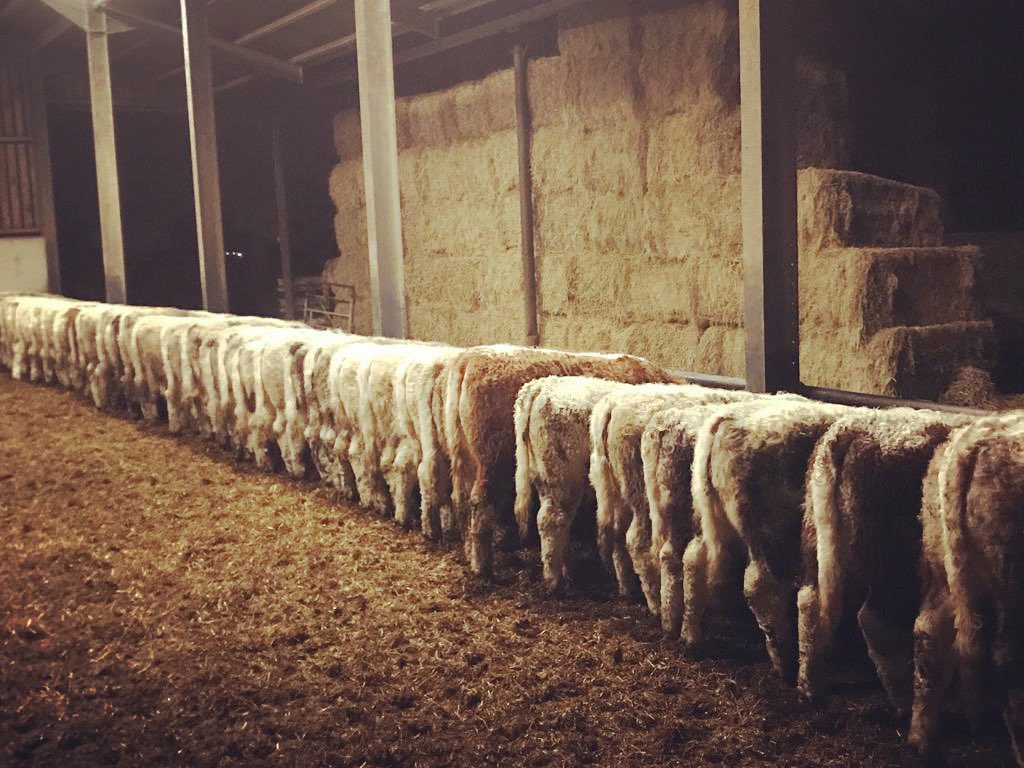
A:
908 597 955 755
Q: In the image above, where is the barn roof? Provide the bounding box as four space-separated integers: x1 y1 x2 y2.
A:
0 0 580 109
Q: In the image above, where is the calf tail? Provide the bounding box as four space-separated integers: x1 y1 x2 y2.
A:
641 424 667 552
690 407 733 570
589 397 617 566
938 423 984 664
807 422 857 640
513 382 541 543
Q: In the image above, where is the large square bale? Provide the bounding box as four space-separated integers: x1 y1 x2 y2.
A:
638 0 739 117
626 256 698 323
696 325 744 377
615 320 701 370
693 254 743 326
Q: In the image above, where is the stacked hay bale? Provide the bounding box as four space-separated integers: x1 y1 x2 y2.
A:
328 71 522 343
328 112 372 335
798 169 994 397
326 0 994 398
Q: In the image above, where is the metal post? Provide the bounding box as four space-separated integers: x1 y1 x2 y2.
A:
270 116 295 320
85 5 127 304
513 43 539 346
353 0 406 338
181 0 229 313
28 65 60 294
739 0 799 393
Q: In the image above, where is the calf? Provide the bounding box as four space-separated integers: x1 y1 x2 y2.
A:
590 384 753 613
683 397 845 680
796 407 969 715
445 345 671 578
640 393 761 636
391 345 461 533
513 376 636 592
909 415 1024 763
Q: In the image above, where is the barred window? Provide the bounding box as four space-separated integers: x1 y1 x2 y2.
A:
0 64 39 235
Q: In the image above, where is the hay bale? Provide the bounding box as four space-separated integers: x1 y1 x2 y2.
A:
482 132 520 194
332 110 362 160
453 69 516 140
696 325 745 377
563 52 639 128
940 366 998 409
638 0 739 117
646 108 741 188
615 320 701 371
333 209 368 262
537 249 573 316
797 169 944 256
475 248 525 311
558 1 635 63
644 173 742 260
408 90 459 148
532 124 644 197
528 56 566 129
328 162 365 213
395 98 414 151
626 256 698 323
801 321 995 398
535 189 641 255
540 312 625 354
800 245 983 337
564 249 631 308
797 58 850 169
323 249 372 335
694 254 743 326
406 255 482 310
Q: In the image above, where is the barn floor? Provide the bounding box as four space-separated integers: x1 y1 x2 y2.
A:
0 373 1013 768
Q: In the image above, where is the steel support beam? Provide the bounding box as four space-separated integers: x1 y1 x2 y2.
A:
739 0 799 393
181 0 229 313
354 0 406 337
512 43 538 346
271 117 295 320
102 4 303 84
85 6 127 304
28 65 60 293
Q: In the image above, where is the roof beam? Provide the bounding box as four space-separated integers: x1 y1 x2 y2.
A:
100 4 304 83
390 0 439 38
31 18 73 54
235 0 335 45
158 0 335 81
316 0 590 88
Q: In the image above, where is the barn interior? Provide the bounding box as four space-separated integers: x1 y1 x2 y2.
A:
2 0 1024 765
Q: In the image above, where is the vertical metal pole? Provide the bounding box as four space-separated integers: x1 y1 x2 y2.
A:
740 0 799 393
28 64 60 294
181 0 229 313
85 6 127 304
270 116 295 320
353 0 406 338
513 43 539 347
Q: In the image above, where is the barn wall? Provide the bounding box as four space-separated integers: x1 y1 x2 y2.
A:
0 237 48 292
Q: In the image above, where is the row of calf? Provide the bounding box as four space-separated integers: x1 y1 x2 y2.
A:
1 293 1021 762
